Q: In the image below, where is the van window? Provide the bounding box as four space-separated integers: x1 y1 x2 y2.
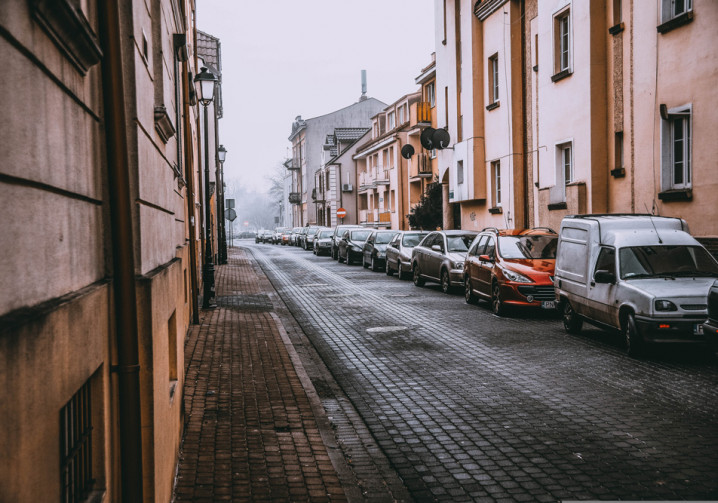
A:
594 247 616 276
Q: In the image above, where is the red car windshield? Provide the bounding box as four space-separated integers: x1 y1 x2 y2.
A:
498 235 557 259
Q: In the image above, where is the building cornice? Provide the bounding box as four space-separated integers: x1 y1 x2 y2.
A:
474 0 509 20
353 135 397 159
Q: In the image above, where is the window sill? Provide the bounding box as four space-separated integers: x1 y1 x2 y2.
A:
658 188 692 202
488 206 503 214
608 22 625 35
486 102 500 111
610 167 626 178
551 69 572 83
548 202 567 211
657 11 694 34
532 65 538 72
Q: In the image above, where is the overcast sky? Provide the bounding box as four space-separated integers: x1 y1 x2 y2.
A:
198 0 435 193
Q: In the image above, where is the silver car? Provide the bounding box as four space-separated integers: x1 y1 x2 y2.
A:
411 230 478 293
313 228 334 256
385 231 429 280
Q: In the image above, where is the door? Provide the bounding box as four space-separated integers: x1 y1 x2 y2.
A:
467 235 488 297
425 234 444 280
476 236 496 297
587 246 618 326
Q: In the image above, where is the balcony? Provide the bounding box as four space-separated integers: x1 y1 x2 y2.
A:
285 159 300 170
416 101 432 125
359 171 375 191
288 192 301 204
378 211 391 226
410 152 433 179
376 169 390 185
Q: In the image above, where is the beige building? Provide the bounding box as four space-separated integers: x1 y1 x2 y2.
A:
354 93 421 230
434 0 717 248
0 1 216 501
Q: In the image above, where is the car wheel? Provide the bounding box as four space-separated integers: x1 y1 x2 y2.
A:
624 312 643 357
363 256 369 268
346 252 353 265
465 277 478 304
491 281 506 316
441 269 451 294
386 260 393 276
413 265 425 287
397 261 406 280
371 257 380 272
562 300 583 334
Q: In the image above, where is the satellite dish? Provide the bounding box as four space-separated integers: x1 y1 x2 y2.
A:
401 144 415 159
432 128 451 149
420 127 436 150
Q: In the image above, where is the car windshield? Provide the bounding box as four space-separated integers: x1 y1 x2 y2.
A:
402 233 427 247
499 235 558 259
375 232 398 244
319 230 333 238
447 235 474 252
350 230 371 242
619 245 718 279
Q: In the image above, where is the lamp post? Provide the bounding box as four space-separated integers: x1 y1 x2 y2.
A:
195 66 218 308
217 144 227 264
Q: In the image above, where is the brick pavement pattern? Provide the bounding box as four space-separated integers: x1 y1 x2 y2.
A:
174 248 347 502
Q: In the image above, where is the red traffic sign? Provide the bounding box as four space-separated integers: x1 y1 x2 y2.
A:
336 207 347 218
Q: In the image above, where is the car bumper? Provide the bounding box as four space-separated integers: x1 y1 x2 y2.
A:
503 284 557 309
449 269 464 285
636 315 710 344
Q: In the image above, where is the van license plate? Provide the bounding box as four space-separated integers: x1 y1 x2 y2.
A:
541 301 556 310
694 324 703 335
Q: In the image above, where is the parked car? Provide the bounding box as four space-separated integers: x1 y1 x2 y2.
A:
305 226 325 251
272 227 288 244
411 230 478 292
554 214 718 356
313 228 335 256
299 226 320 250
255 229 271 243
464 228 558 315
702 280 718 351
289 227 303 246
281 228 293 245
331 225 363 259
338 229 372 265
386 231 429 280
362 230 400 271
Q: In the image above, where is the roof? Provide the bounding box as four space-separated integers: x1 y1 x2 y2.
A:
335 128 370 141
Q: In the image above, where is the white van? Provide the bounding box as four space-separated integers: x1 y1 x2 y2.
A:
554 214 718 356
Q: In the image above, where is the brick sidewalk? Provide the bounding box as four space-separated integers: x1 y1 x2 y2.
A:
173 248 347 502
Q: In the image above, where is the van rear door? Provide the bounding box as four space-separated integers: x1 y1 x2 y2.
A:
556 224 590 314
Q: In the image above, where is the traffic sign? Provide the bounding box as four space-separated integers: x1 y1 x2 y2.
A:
336 207 347 218
224 208 237 221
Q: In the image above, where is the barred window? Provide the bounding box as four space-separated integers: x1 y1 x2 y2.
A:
60 379 94 503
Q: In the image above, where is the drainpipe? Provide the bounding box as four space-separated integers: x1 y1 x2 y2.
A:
181 58 200 324
394 134 405 230
97 1 143 500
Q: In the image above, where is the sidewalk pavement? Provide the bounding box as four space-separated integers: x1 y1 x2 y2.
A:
173 247 348 502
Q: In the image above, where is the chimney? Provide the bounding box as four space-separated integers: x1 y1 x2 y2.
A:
359 69 367 101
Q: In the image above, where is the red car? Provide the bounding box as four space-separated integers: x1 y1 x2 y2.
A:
463 228 558 315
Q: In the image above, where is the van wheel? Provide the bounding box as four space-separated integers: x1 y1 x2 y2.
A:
465 277 478 304
624 313 643 357
562 300 583 334
413 265 425 287
491 281 506 316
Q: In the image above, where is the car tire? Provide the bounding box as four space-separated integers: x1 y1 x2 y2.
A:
397 261 406 280
386 260 393 276
371 257 379 272
624 312 643 358
491 281 506 316
363 256 369 268
465 277 478 304
338 251 344 263
346 252 353 265
562 300 583 334
413 265 425 287
441 269 451 294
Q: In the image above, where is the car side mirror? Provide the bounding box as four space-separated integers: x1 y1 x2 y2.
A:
479 254 493 262
594 270 616 284
431 245 442 252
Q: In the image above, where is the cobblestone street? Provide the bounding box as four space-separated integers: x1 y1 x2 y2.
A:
250 242 718 502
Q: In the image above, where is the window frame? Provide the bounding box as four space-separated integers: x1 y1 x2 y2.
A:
489 53 499 105
457 160 464 185
426 82 436 107
491 160 502 207
661 105 692 190
552 6 573 80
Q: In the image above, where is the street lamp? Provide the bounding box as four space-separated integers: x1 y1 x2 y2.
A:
217 144 227 264
194 66 218 308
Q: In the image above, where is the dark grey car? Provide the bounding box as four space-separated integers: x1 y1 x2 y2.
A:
362 230 400 271
331 225 363 260
338 229 372 265
385 231 430 280
411 230 478 293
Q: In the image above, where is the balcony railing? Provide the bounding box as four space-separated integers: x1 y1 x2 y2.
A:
376 169 390 184
286 160 300 170
378 211 391 224
410 152 433 179
289 192 301 204
417 101 432 125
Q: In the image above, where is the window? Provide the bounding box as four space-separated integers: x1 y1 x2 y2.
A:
457 160 464 185
612 132 625 176
61 378 95 503
398 105 405 125
488 54 499 105
388 111 396 130
427 82 436 107
613 0 622 25
661 107 691 190
553 8 572 79
662 0 692 21
560 143 573 185
491 160 501 206
594 247 616 277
